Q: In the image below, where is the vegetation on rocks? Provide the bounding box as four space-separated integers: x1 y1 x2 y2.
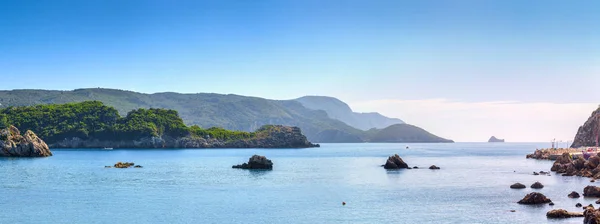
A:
0 101 317 148
0 88 453 143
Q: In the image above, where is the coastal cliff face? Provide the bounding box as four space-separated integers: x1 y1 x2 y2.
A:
0 125 52 157
571 107 600 148
50 125 319 149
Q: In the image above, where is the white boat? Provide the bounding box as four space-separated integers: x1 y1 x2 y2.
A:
103 147 113 150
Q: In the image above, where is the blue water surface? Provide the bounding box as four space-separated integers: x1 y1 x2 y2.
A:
0 143 592 223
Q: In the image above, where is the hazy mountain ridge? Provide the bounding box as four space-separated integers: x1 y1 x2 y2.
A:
295 96 404 130
0 88 451 143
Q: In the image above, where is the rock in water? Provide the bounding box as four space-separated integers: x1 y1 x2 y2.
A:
584 186 600 197
114 162 135 168
510 183 526 189
0 125 52 157
531 182 544 189
585 207 600 224
232 155 273 170
577 203 583 208
429 165 440 170
551 153 573 172
383 154 409 169
571 107 600 148
546 209 584 218
569 191 581 198
488 136 505 142
518 192 552 204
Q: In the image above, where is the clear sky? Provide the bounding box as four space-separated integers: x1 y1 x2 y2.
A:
1 0 599 142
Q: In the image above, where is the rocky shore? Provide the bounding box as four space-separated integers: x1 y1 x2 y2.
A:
526 148 581 160
548 152 600 179
0 125 52 157
49 125 319 149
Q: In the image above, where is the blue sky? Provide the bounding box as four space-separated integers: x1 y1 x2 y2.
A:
1 0 599 141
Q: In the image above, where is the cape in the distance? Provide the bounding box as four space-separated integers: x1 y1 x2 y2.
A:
0 88 453 144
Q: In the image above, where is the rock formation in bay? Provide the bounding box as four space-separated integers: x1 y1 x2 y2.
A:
510 183 526 189
571 106 600 148
546 209 584 218
0 125 52 157
585 186 600 197
232 155 273 170
383 154 409 169
531 182 544 189
568 191 581 198
517 192 552 204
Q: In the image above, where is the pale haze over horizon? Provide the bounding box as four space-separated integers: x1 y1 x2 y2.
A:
1 0 598 142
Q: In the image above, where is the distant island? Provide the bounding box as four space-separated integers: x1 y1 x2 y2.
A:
0 101 318 149
488 136 505 143
0 88 453 143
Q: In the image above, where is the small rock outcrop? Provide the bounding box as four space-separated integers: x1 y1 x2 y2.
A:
0 125 52 157
585 207 600 224
510 183 526 189
546 209 584 218
518 192 552 204
232 155 273 170
571 106 600 148
488 136 505 142
531 182 544 189
569 191 581 198
429 165 440 170
577 203 583 208
585 186 600 197
113 162 136 168
383 154 409 169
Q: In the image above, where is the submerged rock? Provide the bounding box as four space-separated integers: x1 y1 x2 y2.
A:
510 183 526 189
546 209 584 218
232 155 273 170
0 125 52 157
518 192 552 205
531 182 544 189
383 154 409 169
568 191 581 198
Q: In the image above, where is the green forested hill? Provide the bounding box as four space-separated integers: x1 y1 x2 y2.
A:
0 88 363 141
0 88 452 143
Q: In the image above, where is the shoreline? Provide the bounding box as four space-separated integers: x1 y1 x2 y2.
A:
526 148 598 160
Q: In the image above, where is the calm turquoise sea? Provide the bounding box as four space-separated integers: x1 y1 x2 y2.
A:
0 143 593 223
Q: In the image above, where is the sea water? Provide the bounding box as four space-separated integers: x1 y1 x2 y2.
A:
0 143 591 223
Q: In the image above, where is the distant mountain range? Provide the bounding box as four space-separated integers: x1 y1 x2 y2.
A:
294 96 404 130
0 88 453 143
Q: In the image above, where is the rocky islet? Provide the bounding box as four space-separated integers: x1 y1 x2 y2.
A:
0 125 52 157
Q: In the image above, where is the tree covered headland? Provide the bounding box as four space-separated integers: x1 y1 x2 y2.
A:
0 101 257 143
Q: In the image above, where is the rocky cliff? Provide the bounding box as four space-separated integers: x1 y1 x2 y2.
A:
0 125 52 157
50 125 319 149
571 106 600 148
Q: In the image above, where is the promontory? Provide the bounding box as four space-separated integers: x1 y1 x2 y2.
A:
0 101 319 149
